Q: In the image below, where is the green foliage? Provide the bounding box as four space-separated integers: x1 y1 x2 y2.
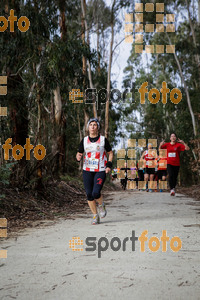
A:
0 162 17 186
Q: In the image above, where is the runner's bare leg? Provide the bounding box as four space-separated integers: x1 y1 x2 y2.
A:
87 200 97 214
150 174 154 181
96 195 103 205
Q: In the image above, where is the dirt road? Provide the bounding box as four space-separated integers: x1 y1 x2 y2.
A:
1 190 200 300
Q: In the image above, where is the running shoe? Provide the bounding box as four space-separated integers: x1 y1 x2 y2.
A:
149 189 153 192
91 214 100 225
160 189 163 192
170 189 175 196
98 203 107 218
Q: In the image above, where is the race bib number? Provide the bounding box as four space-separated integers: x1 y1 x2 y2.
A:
148 160 155 167
168 152 176 157
86 158 99 169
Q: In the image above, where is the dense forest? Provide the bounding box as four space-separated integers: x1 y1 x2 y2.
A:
0 0 200 200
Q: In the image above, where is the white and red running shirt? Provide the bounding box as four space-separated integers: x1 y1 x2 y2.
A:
144 150 156 168
83 135 107 172
161 142 185 166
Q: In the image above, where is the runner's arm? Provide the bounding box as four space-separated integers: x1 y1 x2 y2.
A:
154 150 158 158
104 138 113 173
76 152 83 161
106 150 113 163
105 138 112 152
159 140 165 149
105 150 113 173
141 151 145 159
76 139 84 161
178 139 190 150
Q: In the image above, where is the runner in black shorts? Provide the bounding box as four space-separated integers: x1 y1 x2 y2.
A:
144 167 155 175
120 162 130 190
76 118 113 224
157 169 167 181
141 143 157 192
157 166 167 192
159 133 189 196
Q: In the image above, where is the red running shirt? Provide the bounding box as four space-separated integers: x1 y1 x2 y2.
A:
161 142 185 166
144 150 156 168
158 159 167 170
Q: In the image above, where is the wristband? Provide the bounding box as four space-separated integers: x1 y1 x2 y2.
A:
106 161 112 168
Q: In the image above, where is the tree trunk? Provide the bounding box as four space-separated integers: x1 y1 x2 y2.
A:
60 10 67 40
81 0 88 143
105 0 116 138
81 0 87 90
185 0 200 86
53 1 67 174
77 108 83 172
81 0 97 118
198 0 200 24
84 109 89 135
97 19 100 74
36 85 44 190
53 86 62 124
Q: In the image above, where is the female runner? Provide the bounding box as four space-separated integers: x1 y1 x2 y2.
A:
159 133 189 196
76 118 113 224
